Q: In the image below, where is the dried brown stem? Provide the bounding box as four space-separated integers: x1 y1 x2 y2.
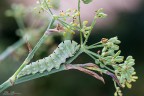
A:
45 24 64 35
65 63 105 83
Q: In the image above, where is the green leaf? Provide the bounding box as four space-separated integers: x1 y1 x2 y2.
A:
82 0 93 4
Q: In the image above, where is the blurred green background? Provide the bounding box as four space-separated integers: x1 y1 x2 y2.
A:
0 0 144 96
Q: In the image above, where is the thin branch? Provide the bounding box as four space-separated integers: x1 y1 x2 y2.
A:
84 50 115 73
66 63 105 83
0 80 12 93
10 18 55 82
44 0 53 15
0 63 104 93
58 19 80 30
15 65 66 84
78 0 83 44
87 45 104 49
84 15 97 45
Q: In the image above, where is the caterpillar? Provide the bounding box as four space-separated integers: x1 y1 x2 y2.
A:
17 40 79 78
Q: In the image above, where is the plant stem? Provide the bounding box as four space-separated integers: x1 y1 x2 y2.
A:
84 15 97 45
0 48 82 93
85 49 101 58
15 65 66 84
0 79 12 93
78 0 83 45
85 50 115 73
84 50 96 60
87 45 104 49
78 0 82 28
99 62 115 73
44 0 53 15
0 19 55 93
58 19 80 30
11 18 55 81
0 65 66 93
0 47 83 93
0 62 97 93
88 42 102 47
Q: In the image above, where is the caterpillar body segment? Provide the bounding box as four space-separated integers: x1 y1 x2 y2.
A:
17 40 80 78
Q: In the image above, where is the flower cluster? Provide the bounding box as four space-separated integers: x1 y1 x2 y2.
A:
114 86 123 96
101 37 138 88
80 8 107 38
53 8 81 36
59 9 80 19
95 8 107 19
34 0 52 14
102 37 121 54
115 56 138 88
96 37 122 66
94 37 138 95
40 0 53 9
80 21 91 38
35 0 60 13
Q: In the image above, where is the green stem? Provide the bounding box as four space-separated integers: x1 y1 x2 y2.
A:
0 49 83 93
85 50 115 73
11 18 55 81
44 0 53 15
99 62 115 73
15 65 66 84
0 19 55 93
58 19 80 30
0 65 66 93
78 0 83 44
87 45 104 49
0 80 12 93
84 50 96 60
84 15 97 45
78 0 82 28
89 42 102 47
15 48 83 85
85 49 101 58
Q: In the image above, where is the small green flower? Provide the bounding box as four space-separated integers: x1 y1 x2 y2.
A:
95 8 107 18
115 56 138 88
114 87 123 96
108 37 121 44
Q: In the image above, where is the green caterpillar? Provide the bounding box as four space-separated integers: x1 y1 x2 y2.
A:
17 40 80 78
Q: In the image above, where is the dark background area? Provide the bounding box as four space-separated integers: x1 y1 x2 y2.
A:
0 0 144 96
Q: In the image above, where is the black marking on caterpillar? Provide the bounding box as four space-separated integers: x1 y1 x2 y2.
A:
17 40 79 78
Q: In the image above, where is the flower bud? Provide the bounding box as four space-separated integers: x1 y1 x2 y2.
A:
108 37 121 44
126 82 132 88
83 21 88 26
115 56 124 63
97 12 107 18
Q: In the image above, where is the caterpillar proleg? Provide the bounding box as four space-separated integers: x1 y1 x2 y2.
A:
17 40 79 78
